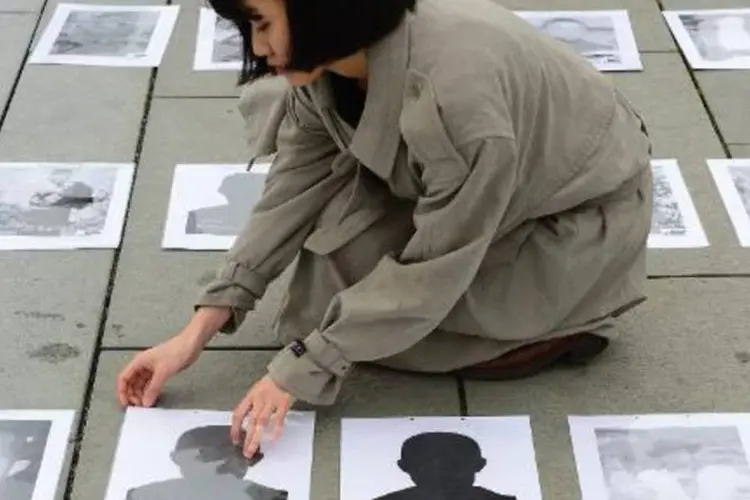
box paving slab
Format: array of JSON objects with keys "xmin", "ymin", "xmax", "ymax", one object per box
[
  {"xmin": 0, "ymin": 0, "xmax": 45, "ymax": 12},
  {"xmin": 0, "ymin": 250, "xmax": 110, "ymax": 410},
  {"xmin": 497, "ymin": 0, "xmax": 677, "ymax": 52},
  {"xmin": 610, "ymin": 53, "xmax": 749, "ymax": 275},
  {"xmin": 464, "ymin": 277, "xmax": 750, "ymax": 500},
  {"xmin": 694, "ymin": 72, "xmax": 750, "ymax": 146},
  {"xmin": 0, "ymin": 65, "xmax": 151, "ymax": 161},
  {"xmin": 101, "ymin": 97, "xmax": 290, "ymax": 348},
  {"xmin": 0, "ymin": 0, "xmax": 163, "ymax": 160},
  {"xmin": 730, "ymin": 144, "xmax": 750, "ymax": 158},
  {"xmin": 68, "ymin": 351, "xmax": 461, "ymax": 499},
  {"xmin": 153, "ymin": 0, "xmax": 243, "ymax": 98},
  {"xmin": 0, "ymin": 14, "xmax": 36, "ymax": 109}
]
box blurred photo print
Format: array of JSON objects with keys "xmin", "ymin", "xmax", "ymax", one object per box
[
  {"xmin": 103, "ymin": 408, "xmax": 316, "ymax": 500},
  {"xmin": 515, "ymin": 10, "xmax": 642, "ymax": 71},
  {"xmin": 569, "ymin": 413, "xmax": 750, "ymax": 500},
  {"xmin": 0, "ymin": 410, "xmax": 75, "ymax": 500},
  {"xmin": 29, "ymin": 3, "xmax": 179, "ymax": 67},
  {"xmin": 648, "ymin": 159, "xmax": 708, "ymax": 248},
  {"xmin": 340, "ymin": 416, "xmax": 543, "ymax": 500},
  {"xmin": 0, "ymin": 162, "xmax": 134, "ymax": 250},
  {"xmin": 708, "ymin": 158, "xmax": 750, "ymax": 247},
  {"xmin": 194, "ymin": 7, "xmax": 243, "ymax": 70},
  {"xmin": 664, "ymin": 9, "xmax": 750, "ymax": 69},
  {"xmin": 161, "ymin": 163, "xmax": 270, "ymax": 250}
]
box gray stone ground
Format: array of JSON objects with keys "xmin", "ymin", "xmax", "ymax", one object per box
[{"xmin": 0, "ymin": 0, "xmax": 749, "ymax": 498}]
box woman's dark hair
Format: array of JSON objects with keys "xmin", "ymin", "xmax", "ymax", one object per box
[{"xmin": 205, "ymin": 0, "xmax": 417, "ymax": 85}]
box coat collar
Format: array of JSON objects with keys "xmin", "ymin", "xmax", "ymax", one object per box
[{"xmin": 311, "ymin": 13, "xmax": 411, "ymax": 180}]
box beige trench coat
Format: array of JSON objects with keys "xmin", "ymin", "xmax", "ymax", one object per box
[{"xmin": 196, "ymin": 0, "xmax": 654, "ymax": 405}]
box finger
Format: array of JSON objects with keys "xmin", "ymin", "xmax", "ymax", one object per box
[
  {"xmin": 244, "ymin": 402, "xmax": 269, "ymax": 458},
  {"xmin": 116, "ymin": 361, "xmax": 142, "ymax": 407},
  {"xmin": 133, "ymin": 373, "xmax": 148, "ymax": 406},
  {"xmin": 231, "ymin": 395, "xmax": 253, "ymax": 445},
  {"xmin": 141, "ymin": 368, "xmax": 166, "ymax": 407},
  {"xmin": 271, "ymin": 398, "xmax": 290, "ymax": 440}
]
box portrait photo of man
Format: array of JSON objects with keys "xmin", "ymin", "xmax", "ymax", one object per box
[
  {"xmin": 0, "ymin": 420, "xmax": 52, "ymax": 500},
  {"xmin": 373, "ymin": 431, "xmax": 518, "ymax": 500},
  {"xmin": 124, "ymin": 424, "xmax": 288, "ymax": 500}
]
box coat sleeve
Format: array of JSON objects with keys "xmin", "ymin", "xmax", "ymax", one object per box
[
  {"xmin": 267, "ymin": 132, "xmax": 520, "ymax": 405},
  {"xmin": 194, "ymin": 87, "xmax": 342, "ymax": 333}
]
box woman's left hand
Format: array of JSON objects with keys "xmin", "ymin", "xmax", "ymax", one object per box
[{"xmin": 231, "ymin": 374, "xmax": 292, "ymax": 458}]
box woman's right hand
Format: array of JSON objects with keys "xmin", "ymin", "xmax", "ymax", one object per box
[
  {"xmin": 116, "ymin": 334, "xmax": 202, "ymax": 408},
  {"xmin": 116, "ymin": 306, "xmax": 231, "ymax": 408}
]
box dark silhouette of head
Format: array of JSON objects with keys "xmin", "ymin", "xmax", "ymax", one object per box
[
  {"xmin": 217, "ymin": 172, "xmax": 264, "ymax": 206},
  {"xmin": 170, "ymin": 425, "xmax": 263, "ymax": 479},
  {"xmin": 0, "ymin": 420, "xmax": 51, "ymax": 484},
  {"xmin": 397, "ymin": 432, "xmax": 487, "ymax": 492}
]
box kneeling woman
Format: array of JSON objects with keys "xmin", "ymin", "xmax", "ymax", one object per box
[{"xmin": 117, "ymin": 0, "xmax": 653, "ymax": 456}]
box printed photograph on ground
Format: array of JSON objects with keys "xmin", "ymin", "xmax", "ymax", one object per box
[
  {"xmin": 648, "ymin": 159, "xmax": 709, "ymax": 248},
  {"xmin": 0, "ymin": 162, "xmax": 134, "ymax": 250},
  {"xmin": 103, "ymin": 408, "xmax": 315, "ymax": 500},
  {"xmin": 194, "ymin": 7, "xmax": 243, "ymax": 70},
  {"xmin": 28, "ymin": 4, "xmax": 179, "ymax": 67},
  {"xmin": 340, "ymin": 416, "xmax": 542, "ymax": 500},
  {"xmin": 664, "ymin": 9, "xmax": 750, "ymax": 69},
  {"xmin": 0, "ymin": 410, "xmax": 75, "ymax": 500},
  {"xmin": 161, "ymin": 163, "xmax": 270, "ymax": 250},
  {"xmin": 515, "ymin": 10, "xmax": 642, "ymax": 71},
  {"xmin": 708, "ymin": 159, "xmax": 750, "ymax": 247},
  {"xmin": 569, "ymin": 413, "xmax": 750, "ymax": 500}
]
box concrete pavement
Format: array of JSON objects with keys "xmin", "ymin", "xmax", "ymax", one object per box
[{"xmin": 0, "ymin": 0, "xmax": 748, "ymax": 498}]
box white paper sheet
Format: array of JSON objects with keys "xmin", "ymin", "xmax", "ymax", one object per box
[
  {"xmin": 0, "ymin": 162, "xmax": 134, "ymax": 250},
  {"xmin": 515, "ymin": 10, "xmax": 643, "ymax": 71},
  {"xmin": 569, "ymin": 413, "xmax": 750, "ymax": 500},
  {"xmin": 664, "ymin": 9, "xmax": 750, "ymax": 70},
  {"xmin": 0, "ymin": 409, "xmax": 75, "ymax": 500},
  {"xmin": 708, "ymin": 158, "xmax": 750, "ymax": 247},
  {"xmin": 340, "ymin": 416, "xmax": 542, "ymax": 500},
  {"xmin": 194, "ymin": 7, "xmax": 243, "ymax": 71},
  {"xmin": 161, "ymin": 162, "xmax": 270, "ymax": 250},
  {"xmin": 648, "ymin": 159, "xmax": 709, "ymax": 248},
  {"xmin": 104, "ymin": 407, "xmax": 315, "ymax": 500},
  {"xmin": 28, "ymin": 3, "xmax": 179, "ymax": 67}
]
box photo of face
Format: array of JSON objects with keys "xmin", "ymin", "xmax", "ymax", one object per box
[
  {"xmin": 243, "ymin": 0, "xmax": 325, "ymax": 86},
  {"xmin": 0, "ymin": 420, "xmax": 52, "ymax": 500}
]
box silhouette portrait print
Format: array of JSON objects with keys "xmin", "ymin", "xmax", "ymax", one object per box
[
  {"xmin": 184, "ymin": 172, "xmax": 265, "ymax": 236},
  {"xmin": 374, "ymin": 431, "xmax": 518, "ymax": 500},
  {"xmin": 125, "ymin": 424, "xmax": 288, "ymax": 500},
  {"xmin": 0, "ymin": 420, "xmax": 52, "ymax": 500}
]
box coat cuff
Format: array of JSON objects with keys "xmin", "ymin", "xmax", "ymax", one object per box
[
  {"xmin": 267, "ymin": 330, "xmax": 353, "ymax": 405},
  {"xmin": 193, "ymin": 262, "xmax": 268, "ymax": 334}
]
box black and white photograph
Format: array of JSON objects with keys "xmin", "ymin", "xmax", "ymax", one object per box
[
  {"xmin": 708, "ymin": 159, "xmax": 750, "ymax": 247},
  {"xmin": 515, "ymin": 10, "xmax": 642, "ymax": 71},
  {"xmin": 162, "ymin": 163, "xmax": 270, "ymax": 250},
  {"xmin": 569, "ymin": 414, "xmax": 750, "ymax": 500},
  {"xmin": 340, "ymin": 416, "xmax": 542, "ymax": 500},
  {"xmin": 0, "ymin": 162, "xmax": 134, "ymax": 250},
  {"xmin": 103, "ymin": 408, "xmax": 315, "ymax": 500},
  {"xmin": 194, "ymin": 7, "xmax": 243, "ymax": 71},
  {"xmin": 664, "ymin": 9, "xmax": 750, "ymax": 69},
  {"xmin": 648, "ymin": 159, "xmax": 708, "ymax": 248},
  {"xmin": 0, "ymin": 410, "xmax": 75, "ymax": 500},
  {"xmin": 28, "ymin": 3, "xmax": 179, "ymax": 67}
]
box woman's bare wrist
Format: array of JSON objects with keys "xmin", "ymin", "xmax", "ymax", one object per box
[{"xmin": 180, "ymin": 306, "xmax": 232, "ymax": 347}]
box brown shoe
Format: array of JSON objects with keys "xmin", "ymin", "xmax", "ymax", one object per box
[{"xmin": 455, "ymin": 333, "xmax": 609, "ymax": 380}]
